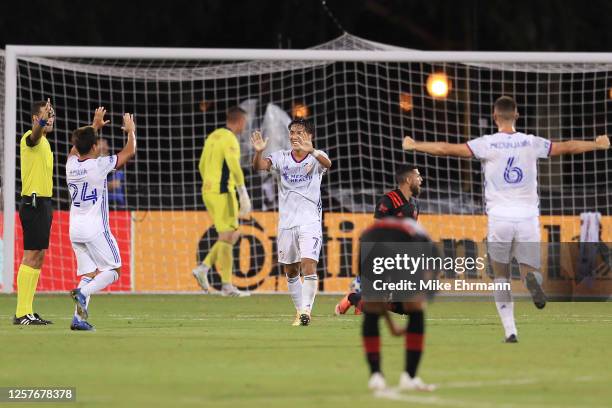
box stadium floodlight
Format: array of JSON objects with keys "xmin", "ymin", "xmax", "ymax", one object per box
[{"xmin": 426, "ymin": 72, "xmax": 451, "ymax": 99}]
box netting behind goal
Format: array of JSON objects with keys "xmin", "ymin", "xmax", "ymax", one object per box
[{"xmin": 3, "ymin": 34, "xmax": 611, "ymax": 293}]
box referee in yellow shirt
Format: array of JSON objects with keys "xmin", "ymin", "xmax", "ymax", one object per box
[
  {"xmin": 192, "ymin": 107, "xmax": 252, "ymax": 297},
  {"xmin": 13, "ymin": 99, "xmax": 55, "ymax": 325}
]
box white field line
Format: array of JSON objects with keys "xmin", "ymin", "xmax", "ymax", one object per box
[{"xmin": 375, "ymin": 375, "xmax": 597, "ymax": 408}]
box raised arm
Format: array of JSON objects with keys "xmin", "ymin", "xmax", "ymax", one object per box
[
  {"xmin": 115, "ymin": 113, "xmax": 136, "ymax": 169},
  {"xmin": 250, "ymin": 130, "xmax": 272, "ymax": 171},
  {"xmin": 402, "ymin": 136, "xmax": 473, "ymax": 158},
  {"xmin": 27, "ymin": 98, "xmax": 52, "ymax": 147},
  {"xmin": 550, "ymin": 135, "xmax": 610, "ymax": 156},
  {"xmin": 91, "ymin": 106, "xmax": 110, "ymax": 132}
]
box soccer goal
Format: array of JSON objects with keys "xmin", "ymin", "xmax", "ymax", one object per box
[{"xmin": 2, "ymin": 34, "xmax": 611, "ymax": 294}]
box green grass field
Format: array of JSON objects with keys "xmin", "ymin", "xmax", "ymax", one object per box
[{"xmin": 0, "ymin": 294, "xmax": 610, "ymax": 408}]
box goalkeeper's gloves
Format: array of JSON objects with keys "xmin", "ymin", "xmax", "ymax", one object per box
[{"xmin": 237, "ymin": 185, "xmax": 252, "ymax": 217}]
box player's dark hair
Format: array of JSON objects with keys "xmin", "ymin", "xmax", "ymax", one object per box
[
  {"xmin": 288, "ymin": 118, "xmax": 314, "ymax": 135},
  {"xmin": 494, "ymin": 96, "xmax": 517, "ymax": 120},
  {"xmin": 72, "ymin": 126, "xmax": 99, "ymax": 155},
  {"xmin": 31, "ymin": 101, "xmax": 50, "ymax": 116},
  {"xmin": 226, "ymin": 106, "xmax": 247, "ymax": 123},
  {"xmin": 395, "ymin": 165, "xmax": 417, "ymax": 185}
]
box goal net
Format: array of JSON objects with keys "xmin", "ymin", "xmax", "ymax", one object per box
[{"xmin": 2, "ymin": 34, "xmax": 611, "ymax": 294}]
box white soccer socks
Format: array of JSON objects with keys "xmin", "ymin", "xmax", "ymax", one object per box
[
  {"xmin": 493, "ymin": 277, "xmax": 517, "ymax": 338},
  {"xmin": 286, "ymin": 275, "xmax": 303, "ymax": 311},
  {"xmin": 74, "ymin": 276, "xmax": 93, "ymax": 321},
  {"xmin": 301, "ymin": 274, "xmax": 318, "ymax": 314},
  {"xmin": 80, "ymin": 270, "xmax": 119, "ymax": 297}
]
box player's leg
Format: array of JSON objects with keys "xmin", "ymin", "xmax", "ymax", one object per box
[
  {"xmin": 213, "ymin": 193, "xmax": 248, "ymax": 296},
  {"xmin": 398, "ymin": 301, "xmax": 435, "ymax": 391},
  {"xmin": 297, "ymin": 223, "xmax": 322, "ymax": 325},
  {"xmin": 516, "ymin": 217, "xmax": 546, "ymax": 309},
  {"xmin": 72, "ymin": 232, "xmax": 122, "ymax": 323},
  {"xmin": 361, "ymin": 302, "xmax": 386, "ymax": 390},
  {"xmin": 335, "ymin": 291, "xmax": 363, "ymax": 315},
  {"xmin": 299, "ymin": 259, "xmax": 318, "ymax": 326},
  {"xmin": 69, "ymin": 241, "xmax": 98, "ymax": 325},
  {"xmin": 487, "ymin": 217, "xmax": 518, "ymax": 342},
  {"xmin": 193, "ymin": 193, "xmax": 222, "ymax": 291},
  {"xmin": 14, "ymin": 199, "xmax": 53, "ymax": 325},
  {"xmin": 335, "ymin": 276, "xmax": 363, "ymax": 315},
  {"xmin": 285, "ymin": 263, "xmax": 303, "ymax": 326},
  {"xmin": 278, "ymin": 227, "xmax": 302, "ymax": 325}
]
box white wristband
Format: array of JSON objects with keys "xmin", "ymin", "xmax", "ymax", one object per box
[{"xmin": 312, "ymin": 149, "xmax": 321, "ymax": 158}]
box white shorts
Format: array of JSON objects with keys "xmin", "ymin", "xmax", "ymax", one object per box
[
  {"xmin": 277, "ymin": 223, "xmax": 322, "ymax": 264},
  {"xmin": 72, "ymin": 232, "xmax": 122, "ymax": 276},
  {"xmin": 487, "ymin": 216, "xmax": 541, "ymax": 268}
]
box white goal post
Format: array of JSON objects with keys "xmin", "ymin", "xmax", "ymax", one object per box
[{"xmin": 3, "ymin": 40, "xmax": 612, "ymax": 293}]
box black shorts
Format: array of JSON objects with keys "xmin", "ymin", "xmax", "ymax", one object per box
[{"xmin": 19, "ymin": 196, "xmax": 53, "ymax": 250}]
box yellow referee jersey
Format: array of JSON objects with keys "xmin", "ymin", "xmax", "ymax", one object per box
[
  {"xmin": 199, "ymin": 127, "xmax": 245, "ymax": 195},
  {"xmin": 20, "ymin": 130, "xmax": 54, "ymax": 197}
]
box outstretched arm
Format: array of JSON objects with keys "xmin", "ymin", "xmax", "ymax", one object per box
[
  {"xmin": 550, "ymin": 135, "xmax": 609, "ymax": 156},
  {"xmin": 402, "ymin": 136, "xmax": 473, "ymax": 158},
  {"xmin": 251, "ymin": 130, "xmax": 272, "ymax": 171},
  {"xmin": 115, "ymin": 113, "xmax": 136, "ymax": 169}
]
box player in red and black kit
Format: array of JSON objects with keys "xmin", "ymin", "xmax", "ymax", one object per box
[
  {"xmin": 335, "ymin": 165, "xmax": 422, "ymax": 315},
  {"xmin": 339, "ymin": 165, "xmax": 433, "ymax": 391}
]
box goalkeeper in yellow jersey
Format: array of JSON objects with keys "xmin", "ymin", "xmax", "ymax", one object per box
[{"xmin": 192, "ymin": 107, "xmax": 252, "ymax": 296}]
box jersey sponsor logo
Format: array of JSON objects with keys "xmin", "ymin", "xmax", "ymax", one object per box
[{"xmin": 281, "ymin": 164, "xmax": 314, "ymax": 183}]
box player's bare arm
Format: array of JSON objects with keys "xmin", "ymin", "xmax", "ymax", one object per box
[
  {"xmin": 295, "ymin": 135, "xmax": 332, "ymax": 168},
  {"xmin": 550, "ymin": 134, "xmax": 610, "ymax": 156},
  {"xmin": 116, "ymin": 113, "xmax": 136, "ymax": 169},
  {"xmin": 27, "ymin": 98, "xmax": 52, "ymax": 147},
  {"xmin": 251, "ymin": 130, "xmax": 272, "ymax": 171},
  {"xmin": 402, "ymin": 136, "xmax": 473, "ymax": 158}
]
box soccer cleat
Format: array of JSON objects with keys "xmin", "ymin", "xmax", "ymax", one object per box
[
  {"xmin": 70, "ymin": 288, "xmax": 89, "ymax": 320},
  {"xmin": 191, "ymin": 264, "xmax": 210, "ymax": 292},
  {"xmin": 292, "ymin": 312, "xmax": 301, "ymax": 326},
  {"xmin": 525, "ymin": 272, "xmax": 546, "ymax": 309},
  {"xmin": 13, "ymin": 314, "xmax": 47, "ymax": 325},
  {"xmin": 299, "ymin": 311, "xmax": 311, "ymax": 326},
  {"xmin": 221, "ymin": 284, "xmax": 250, "ymax": 297},
  {"xmin": 33, "ymin": 313, "xmax": 53, "ymax": 324},
  {"xmin": 505, "ymin": 334, "xmax": 519, "ymax": 343},
  {"xmin": 70, "ymin": 316, "xmax": 95, "ymax": 331},
  {"xmin": 368, "ymin": 372, "xmax": 387, "ymax": 391},
  {"xmin": 398, "ymin": 373, "xmax": 436, "ymax": 392},
  {"xmin": 334, "ymin": 294, "xmax": 352, "ymax": 315}
]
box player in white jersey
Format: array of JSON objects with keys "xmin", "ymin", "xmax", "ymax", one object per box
[
  {"xmin": 251, "ymin": 118, "xmax": 332, "ymax": 326},
  {"xmin": 403, "ymin": 96, "xmax": 609, "ymax": 342},
  {"xmin": 67, "ymin": 108, "xmax": 136, "ymax": 331}
]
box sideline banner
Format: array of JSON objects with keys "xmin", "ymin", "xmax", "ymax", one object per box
[{"xmin": 132, "ymin": 211, "xmax": 611, "ymax": 295}]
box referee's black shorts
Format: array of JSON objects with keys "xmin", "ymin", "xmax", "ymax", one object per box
[{"xmin": 19, "ymin": 196, "xmax": 53, "ymax": 250}]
